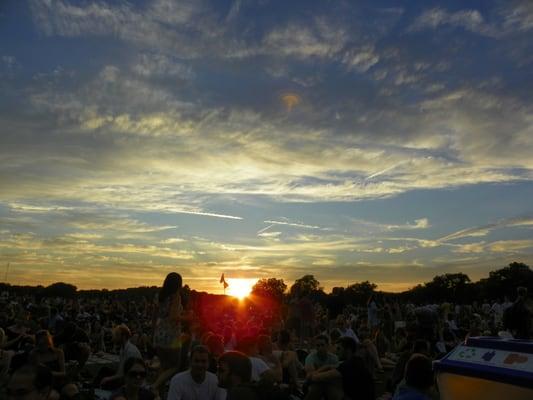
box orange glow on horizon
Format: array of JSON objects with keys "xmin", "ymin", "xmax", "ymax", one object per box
[{"xmin": 226, "ymin": 278, "xmax": 257, "ymax": 300}]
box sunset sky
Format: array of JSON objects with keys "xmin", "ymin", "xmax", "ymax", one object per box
[{"xmin": 1, "ymin": 0, "xmax": 532, "ymax": 294}]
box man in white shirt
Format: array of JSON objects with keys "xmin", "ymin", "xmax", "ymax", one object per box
[
  {"xmin": 334, "ymin": 316, "xmax": 359, "ymax": 343},
  {"xmin": 168, "ymin": 345, "xmax": 225, "ymax": 400},
  {"xmin": 491, "ymin": 300, "xmax": 503, "ymax": 327},
  {"xmin": 236, "ymin": 336, "xmax": 272, "ymax": 382}
]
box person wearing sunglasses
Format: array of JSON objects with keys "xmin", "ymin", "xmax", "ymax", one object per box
[{"xmin": 110, "ymin": 357, "xmax": 156, "ymax": 400}]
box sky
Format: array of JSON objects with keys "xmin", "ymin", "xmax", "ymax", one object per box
[{"xmin": 0, "ymin": 0, "xmax": 532, "ymax": 294}]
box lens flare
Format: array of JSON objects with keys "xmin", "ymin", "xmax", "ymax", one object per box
[{"xmin": 280, "ymin": 92, "xmax": 301, "ymax": 112}]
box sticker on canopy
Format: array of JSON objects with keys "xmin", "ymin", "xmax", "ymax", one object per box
[{"xmin": 447, "ymin": 345, "xmax": 533, "ymax": 373}]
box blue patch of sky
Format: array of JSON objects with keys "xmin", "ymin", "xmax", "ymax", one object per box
[{"xmin": 223, "ymin": 182, "xmax": 533, "ymax": 239}]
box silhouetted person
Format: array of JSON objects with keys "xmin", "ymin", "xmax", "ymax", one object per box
[
  {"xmin": 393, "ymin": 354, "xmax": 434, "ymax": 400},
  {"xmin": 7, "ymin": 364, "xmax": 53, "ymax": 400},
  {"xmin": 504, "ymin": 286, "xmax": 532, "ymax": 339},
  {"xmin": 152, "ymin": 272, "xmax": 184, "ymax": 391},
  {"xmin": 306, "ymin": 336, "xmax": 374, "ymax": 400},
  {"xmin": 217, "ymin": 351, "xmax": 260, "ymax": 400}
]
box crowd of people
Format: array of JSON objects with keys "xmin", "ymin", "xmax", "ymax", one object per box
[{"xmin": 0, "ymin": 272, "xmax": 531, "ymax": 400}]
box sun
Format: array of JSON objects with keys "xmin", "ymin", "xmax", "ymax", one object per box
[{"xmin": 226, "ymin": 278, "xmax": 256, "ymax": 300}]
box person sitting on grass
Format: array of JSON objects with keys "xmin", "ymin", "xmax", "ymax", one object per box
[
  {"xmin": 168, "ymin": 345, "xmax": 223, "ymax": 400},
  {"xmin": 110, "ymin": 357, "xmax": 156, "ymax": 400},
  {"xmin": 393, "ymin": 354, "xmax": 434, "ymax": 400},
  {"xmin": 100, "ymin": 324, "xmax": 142, "ymax": 390},
  {"xmin": 7, "ymin": 364, "xmax": 54, "ymax": 400},
  {"xmin": 306, "ymin": 336, "xmax": 374, "ymax": 400}
]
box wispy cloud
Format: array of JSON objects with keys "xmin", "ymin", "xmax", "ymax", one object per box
[
  {"xmin": 1, "ymin": 0, "xmax": 531, "ymax": 291},
  {"xmin": 161, "ymin": 237, "xmax": 186, "ymax": 244},
  {"xmin": 500, "ymin": 1, "xmax": 533, "ymax": 33},
  {"xmin": 351, "ymin": 218, "xmax": 430, "ymax": 232},
  {"xmin": 410, "ymin": 8, "xmax": 489, "ymax": 34},
  {"xmin": 257, "ymin": 231, "xmax": 282, "ymax": 239},
  {"xmin": 9, "ymin": 203, "xmax": 73, "ymax": 213},
  {"xmin": 439, "ymin": 216, "xmax": 533, "ymax": 242},
  {"xmin": 489, "ymin": 240, "xmax": 533, "ymax": 253}
]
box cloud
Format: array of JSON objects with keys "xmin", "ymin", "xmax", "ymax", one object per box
[
  {"xmin": 350, "ymin": 218, "xmax": 430, "ymax": 232},
  {"xmin": 409, "ymin": 8, "xmax": 491, "ymax": 35},
  {"xmin": 452, "ymin": 242, "xmax": 486, "ymax": 254},
  {"xmin": 0, "ymin": 0, "xmax": 530, "ymax": 292},
  {"xmin": 489, "ymin": 240, "xmax": 533, "ymax": 253},
  {"xmin": 410, "ymin": 3, "xmax": 533, "ymax": 38},
  {"xmin": 341, "ymin": 46, "xmax": 380, "ymax": 72},
  {"xmin": 29, "ymin": 0, "xmax": 223, "ymax": 59},
  {"xmin": 0, "ymin": 231, "xmax": 195, "ymax": 261},
  {"xmin": 9, "ymin": 203, "xmax": 73, "ymax": 213},
  {"xmin": 1, "ymin": 55, "xmax": 18, "ymax": 76},
  {"xmin": 261, "ymin": 20, "xmax": 347, "ymax": 59},
  {"xmin": 500, "ymin": 1, "xmax": 533, "ymax": 33},
  {"xmin": 439, "ymin": 216, "xmax": 533, "ymax": 242},
  {"xmin": 257, "ymin": 231, "xmax": 282, "ymax": 239},
  {"xmin": 132, "ymin": 53, "xmax": 195, "ymax": 79},
  {"xmin": 390, "ymin": 218, "xmax": 430, "ymax": 230},
  {"xmin": 161, "ymin": 238, "xmax": 186, "ymax": 244}
]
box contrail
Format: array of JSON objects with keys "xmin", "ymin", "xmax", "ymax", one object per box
[
  {"xmin": 366, "ymin": 160, "xmax": 408, "ymax": 180},
  {"xmin": 264, "ymin": 220, "xmax": 321, "ymax": 229},
  {"xmin": 169, "ymin": 209, "xmax": 243, "ymax": 220},
  {"xmin": 257, "ymin": 224, "xmax": 275, "ymax": 234}
]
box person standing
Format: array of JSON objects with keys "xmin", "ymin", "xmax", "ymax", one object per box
[
  {"xmin": 367, "ymin": 295, "xmax": 379, "ymax": 332},
  {"xmin": 504, "ymin": 287, "xmax": 532, "ymax": 339},
  {"xmin": 152, "ymin": 272, "xmax": 184, "ymax": 392}
]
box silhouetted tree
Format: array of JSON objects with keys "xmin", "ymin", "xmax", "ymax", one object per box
[
  {"xmin": 478, "ymin": 262, "xmax": 533, "ymax": 300},
  {"xmin": 345, "ymin": 281, "xmax": 377, "ymax": 305},
  {"xmin": 42, "ymin": 282, "xmax": 77, "ymax": 298},
  {"xmin": 290, "ymin": 275, "xmax": 322, "ymax": 299},
  {"xmin": 252, "ymin": 278, "xmax": 287, "ymax": 302}
]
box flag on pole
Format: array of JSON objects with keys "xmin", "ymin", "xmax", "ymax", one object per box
[{"xmin": 220, "ymin": 273, "xmax": 229, "ymax": 289}]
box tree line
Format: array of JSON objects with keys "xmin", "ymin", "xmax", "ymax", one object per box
[{"xmin": 1, "ymin": 262, "xmax": 531, "ymax": 310}]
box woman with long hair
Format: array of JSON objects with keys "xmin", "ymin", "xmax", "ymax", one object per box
[
  {"xmin": 29, "ymin": 330, "xmax": 66, "ymax": 388},
  {"xmin": 151, "ymin": 272, "xmax": 184, "ymax": 392}
]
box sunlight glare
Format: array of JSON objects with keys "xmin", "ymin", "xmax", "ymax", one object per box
[{"xmin": 226, "ymin": 278, "xmax": 257, "ymax": 300}]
